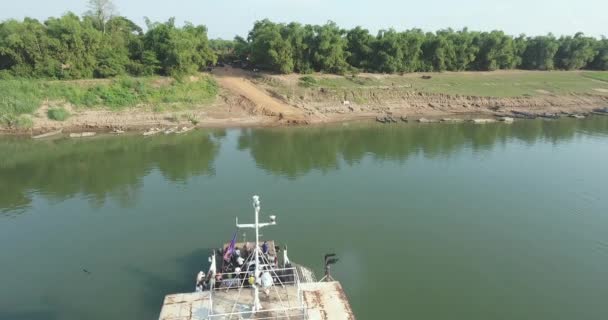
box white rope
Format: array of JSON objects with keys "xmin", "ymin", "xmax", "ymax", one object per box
[
  {"xmin": 213, "ymin": 243, "xmax": 305, "ymax": 319},
  {"xmin": 258, "ymin": 249, "xmax": 293, "ymax": 319},
  {"xmin": 226, "ymin": 248, "xmax": 256, "ymax": 320}
]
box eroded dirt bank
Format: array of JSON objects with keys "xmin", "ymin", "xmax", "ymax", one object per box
[{"xmin": 3, "ymin": 68, "xmax": 608, "ymax": 136}]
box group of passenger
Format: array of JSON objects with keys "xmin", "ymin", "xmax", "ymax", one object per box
[{"xmin": 195, "ymin": 241, "xmax": 283, "ymax": 293}]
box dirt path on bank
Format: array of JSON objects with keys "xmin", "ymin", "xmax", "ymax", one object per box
[{"xmin": 212, "ymin": 67, "xmax": 308, "ymax": 123}]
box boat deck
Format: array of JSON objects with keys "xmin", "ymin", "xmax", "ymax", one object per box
[
  {"xmin": 222, "ymin": 241, "xmax": 278, "ymax": 257},
  {"xmin": 158, "ymin": 281, "xmax": 354, "ymax": 320},
  {"xmin": 300, "ymin": 282, "xmax": 355, "ymax": 320}
]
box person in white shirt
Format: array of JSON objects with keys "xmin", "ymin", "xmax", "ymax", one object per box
[
  {"xmin": 261, "ymin": 271, "xmax": 273, "ymax": 295},
  {"xmin": 195, "ymin": 271, "xmax": 205, "ymax": 292}
]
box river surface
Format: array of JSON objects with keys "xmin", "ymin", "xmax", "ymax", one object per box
[{"xmin": 1, "ymin": 118, "xmax": 608, "ymax": 320}]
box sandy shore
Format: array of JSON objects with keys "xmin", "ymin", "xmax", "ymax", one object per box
[{"xmin": 3, "ymin": 104, "xmax": 606, "ymax": 137}]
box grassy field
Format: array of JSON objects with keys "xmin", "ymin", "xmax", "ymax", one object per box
[
  {"xmin": 0, "ymin": 75, "xmax": 218, "ymax": 127},
  {"xmin": 2, "ymin": 70, "xmax": 608, "ymax": 129},
  {"xmin": 268, "ymin": 71, "xmax": 608, "ymax": 98},
  {"xmin": 584, "ymin": 72, "xmax": 608, "ymax": 83}
]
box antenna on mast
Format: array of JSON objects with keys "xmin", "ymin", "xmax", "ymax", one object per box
[{"xmin": 235, "ymin": 195, "xmax": 277, "ymax": 312}]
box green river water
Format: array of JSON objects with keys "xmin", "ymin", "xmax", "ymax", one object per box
[{"xmin": 1, "ymin": 117, "xmax": 608, "ymax": 320}]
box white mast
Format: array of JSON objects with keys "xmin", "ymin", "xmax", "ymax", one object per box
[
  {"xmin": 236, "ymin": 195, "xmax": 276, "ymax": 312},
  {"xmin": 208, "ymin": 253, "xmax": 216, "ymax": 312}
]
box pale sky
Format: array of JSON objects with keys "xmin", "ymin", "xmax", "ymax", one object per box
[{"xmin": 2, "ymin": 0, "xmax": 606, "ymax": 39}]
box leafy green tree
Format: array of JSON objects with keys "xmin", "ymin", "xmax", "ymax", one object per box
[
  {"xmin": 0, "ymin": 18, "xmax": 62, "ymax": 77},
  {"xmin": 283, "ymin": 23, "xmax": 314, "ymax": 73},
  {"xmin": 232, "ymin": 36, "xmax": 251, "ymax": 61},
  {"xmin": 429, "ymin": 29, "xmax": 463, "ymax": 71},
  {"xmin": 94, "ymin": 46, "xmax": 127, "ymax": 77},
  {"xmin": 3, "ymin": 11, "xmax": 608, "ymax": 78},
  {"xmin": 554, "ymin": 33, "xmax": 598, "ymax": 70},
  {"xmin": 474, "ymin": 31, "xmax": 519, "ymax": 70},
  {"xmin": 589, "ymin": 38, "xmax": 608, "ymax": 70},
  {"xmin": 445, "ymin": 29, "xmax": 480, "ymax": 71},
  {"xmin": 373, "ymin": 29, "xmax": 405, "ymax": 73},
  {"xmin": 92, "ymin": 17, "xmax": 142, "ymax": 77},
  {"xmin": 248, "ymin": 19, "xmax": 294, "ymax": 73},
  {"xmin": 184, "ymin": 23, "xmax": 217, "ymax": 68},
  {"xmin": 138, "ymin": 50, "xmax": 160, "ymax": 75},
  {"xmin": 421, "ymin": 32, "xmax": 451, "ymax": 72},
  {"xmin": 209, "ymin": 38, "xmax": 235, "ymax": 63},
  {"xmin": 311, "ymin": 21, "xmax": 349, "ymax": 74},
  {"xmin": 45, "ymin": 13, "xmax": 103, "ymax": 79},
  {"xmin": 372, "ymin": 29, "xmax": 424, "ymax": 73},
  {"xmin": 400, "ymin": 30, "xmax": 426, "ymax": 72},
  {"xmin": 248, "ymin": 19, "xmax": 279, "ymax": 69},
  {"xmin": 521, "ymin": 35, "xmax": 559, "ymax": 70},
  {"xmin": 143, "ymin": 18, "xmax": 216, "ymax": 77},
  {"xmin": 104, "ymin": 16, "xmax": 146, "ymax": 76},
  {"xmin": 513, "ymin": 34, "xmax": 528, "ymax": 68},
  {"xmin": 346, "ymin": 26, "xmax": 375, "ymax": 71}
]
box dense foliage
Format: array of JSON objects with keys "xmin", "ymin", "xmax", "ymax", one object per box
[
  {"xmin": 0, "ymin": 5, "xmax": 216, "ymax": 79},
  {"xmin": 47, "ymin": 107, "xmax": 70, "ymax": 121},
  {"xmin": 1, "ymin": 1, "xmax": 607, "ymax": 78},
  {"xmin": 238, "ymin": 20, "xmax": 608, "ymax": 74}
]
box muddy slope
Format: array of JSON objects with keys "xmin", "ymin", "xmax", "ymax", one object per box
[{"xmin": 266, "ymin": 85, "xmax": 608, "ymax": 120}]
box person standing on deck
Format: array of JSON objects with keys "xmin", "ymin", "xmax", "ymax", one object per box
[
  {"xmin": 261, "ymin": 270, "xmax": 273, "ymax": 295},
  {"xmin": 195, "ymin": 271, "xmax": 205, "ymax": 292},
  {"xmin": 214, "ymin": 273, "xmax": 223, "ymax": 289}
]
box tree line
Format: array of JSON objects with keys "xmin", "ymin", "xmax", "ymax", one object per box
[
  {"xmin": 232, "ymin": 20, "xmax": 608, "ymax": 74},
  {"xmin": 0, "ymin": 0, "xmax": 216, "ymax": 79},
  {"xmin": 1, "ymin": 3, "xmax": 607, "ymax": 79}
]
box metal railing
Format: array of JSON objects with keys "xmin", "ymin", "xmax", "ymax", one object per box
[
  {"xmin": 207, "ymin": 306, "xmax": 307, "ymax": 319},
  {"xmin": 207, "ymin": 267, "xmax": 307, "ymax": 319},
  {"xmin": 212, "ymin": 267, "xmax": 300, "ymax": 291}
]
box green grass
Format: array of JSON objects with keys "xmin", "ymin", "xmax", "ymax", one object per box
[
  {"xmin": 315, "ymin": 76, "xmax": 382, "ymax": 88},
  {"xmin": 298, "ymin": 76, "xmax": 318, "ymax": 87},
  {"xmin": 287, "ymin": 71, "xmax": 608, "ymax": 97},
  {"xmin": 0, "ymin": 75, "xmax": 219, "ymax": 120},
  {"xmin": 0, "ymin": 80, "xmax": 45, "ymax": 115},
  {"xmin": 184, "ymin": 113, "xmax": 199, "ymax": 125},
  {"xmin": 584, "ymin": 72, "xmax": 608, "ymax": 83},
  {"xmin": 47, "ymin": 107, "xmax": 70, "ymax": 121},
  {"xmin": 0, "ymin": 114, "xmax": 34, "ymax": 128}
]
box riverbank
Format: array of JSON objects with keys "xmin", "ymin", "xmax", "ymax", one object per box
[
  {"xmin": 1, "ymin": 69, "xmax": 608, "ymax": 135},
  {"xmin": 3, "ymin": 117, "xmax": 608, "ymax": 320}
]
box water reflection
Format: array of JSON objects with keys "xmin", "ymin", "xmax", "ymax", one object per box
[
  {"xmin": 0, "ymin": 131, "xmax": 222, "ymax": 214},
  {"xmin": 1, "ymin": 117, "xmax": 607, "ymax": 212},
  {"xmin": 1, "ymin": 117, "xmax": 607, "ymax": 320},
  {"xmin": 238, "ymin": 117, "xmax": 608, "ymax": 178}
]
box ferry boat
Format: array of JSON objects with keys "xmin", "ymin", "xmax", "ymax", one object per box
[{"xmin": 158, "ymin": 195, "xmax": 355, "ymax": 319}]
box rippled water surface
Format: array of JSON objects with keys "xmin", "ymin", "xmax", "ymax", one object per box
[{"xmin": 1, "ymin": 117, "xmax": 608, "ymax": 320}]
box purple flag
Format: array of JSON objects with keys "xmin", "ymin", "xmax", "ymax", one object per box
[{"xmin": 223, "ymin": 232, "xmax": 237, "ymax": 262}]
